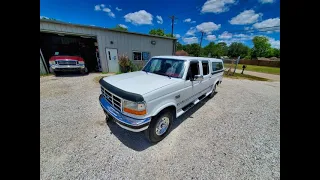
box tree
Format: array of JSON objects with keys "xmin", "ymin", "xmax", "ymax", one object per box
[
  {"xmin": 228, "ymin": 42, "xmax": 250, "ymax": 58},
  {"xmin": 251, "ymin": 36, "xmax": 272, "ymax": 58},
  {"xmin": 203, "ymin": 42, "xmax": 215, "ymax": 57},
  {"xmin": 176, "ymin": 42, "xmax": 183, "ymax": 51},
  {"xmin": 273, "ymin": 48, "xmax": 280, "ymax": 58},
  {"xmin": 149, "ymin": 28, "xmax": 165, "ymax": 36},
  {"xmin": 213, "ymin": 42, "xmax": 228, "ymax": 58},
  {"xmin": 112, "ymin": 24, "xmax": 128, "ymax": 32}
]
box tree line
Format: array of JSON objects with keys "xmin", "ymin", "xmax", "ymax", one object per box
[{"xmin": 147, "ymin": 28, "xmax": 280, "ymax": 59}]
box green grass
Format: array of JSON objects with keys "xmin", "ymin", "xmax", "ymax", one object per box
[
  {"xmin": 40, "ymin": 73, "xmax": 53, "ymax": 77},
  {"xmin": 224, "ymin": 72, "xmax": 269, "ymax": 81},
  {"xmin": 225, "ymin": 63, "xmax": 280, "ymax": 75}
]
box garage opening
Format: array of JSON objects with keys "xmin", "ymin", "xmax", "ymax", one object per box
[{"xmin": 40, "ymin": 32, "xmax": 102, "ymax": 73}]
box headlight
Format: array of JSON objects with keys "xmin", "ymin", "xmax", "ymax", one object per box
[
  {"xmin": 78, "ymin": 61, "xmax": 85, "ymax": 66},
  {"xmin": 123, "ymin": 100, "xmax": 146, "ymax": 115},
  {"xmin": 49, "ymin": 61, "xmax": 55, "ymax": 66}
]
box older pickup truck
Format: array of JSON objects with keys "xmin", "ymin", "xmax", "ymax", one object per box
[{"xmin": 99, "ymin": 56, "xmax": 224, "ymax": 143}]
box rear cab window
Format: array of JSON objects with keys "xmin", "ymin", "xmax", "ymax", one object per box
[{"xmin": 212, "ymin": 61, "xmax": 223, "ymax": 74}]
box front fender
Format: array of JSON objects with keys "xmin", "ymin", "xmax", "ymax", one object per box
[{"xmin": 148, "ymin": 100, "xmax": 177, "ymax": 117}]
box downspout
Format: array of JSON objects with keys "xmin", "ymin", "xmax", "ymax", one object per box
[{"xmin": 172, "ymin": 39, "xmax": 177, "ymax": 55}]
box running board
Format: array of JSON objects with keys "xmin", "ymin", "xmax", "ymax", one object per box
[{"xmin": 176, "ymin": 92, "xmax": 211, "ymax": 118}]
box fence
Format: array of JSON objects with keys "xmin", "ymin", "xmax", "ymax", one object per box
[{"xmin": 223, "ymin": 59, "xmax": 280, "ymax": 68}]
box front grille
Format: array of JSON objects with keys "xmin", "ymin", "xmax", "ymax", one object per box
[
  {"xmin": 56, "ymin": 60, "xmax": 77, "ymax": 65},
  {"xmin": 101, "ymin": 86, "xmax": 122, "ymax": 112}
]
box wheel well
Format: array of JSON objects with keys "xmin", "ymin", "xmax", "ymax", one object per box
[{"xmin": 155, "ymin": 105, "xmax": 176, "ymax": 119}]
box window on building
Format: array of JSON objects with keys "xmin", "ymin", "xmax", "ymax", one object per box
[
  {"xmin": 202, "ymin": 61, "xmax": 209, "ymax": 75},
  {"xmin": 212, "ymin": 62, "xmax": 223, "ymax": 71},
  {"xmin": 133, "ymin": 51, "xmax": 150, "ymax": 60}
]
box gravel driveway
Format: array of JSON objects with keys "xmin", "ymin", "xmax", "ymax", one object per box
[{"xmin": 40, "ymin": 73, "xmax": 280, "ymax": 180}]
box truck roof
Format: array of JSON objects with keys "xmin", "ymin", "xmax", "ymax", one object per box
[{"xmin": 152, "ymin": 55, "xmax": 223, "ymax": 62}]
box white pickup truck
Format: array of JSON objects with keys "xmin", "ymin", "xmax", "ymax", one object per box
[{"xmin": 99, "ymin": 56, "xmax": 224, "ymax": 143}]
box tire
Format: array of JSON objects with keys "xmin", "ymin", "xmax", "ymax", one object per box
[
  {"xmin": 80, "ymin": 67, "xmax": 89, "ymax": 75},
  {"xmin": 209, "ymin": 83, "xmax": 217, "ymax": 98},
  {"xmin": 145, "ymin": 109, "xmax": 173, "ymax": 143},
  {"xmin": 54, "ymin": 71, "xmax": 60, "ymax": 76}
]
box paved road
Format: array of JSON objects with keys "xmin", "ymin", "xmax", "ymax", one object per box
[{"xmin": 40, "ymin": 73, "xmax": 280, "ymax": 180}]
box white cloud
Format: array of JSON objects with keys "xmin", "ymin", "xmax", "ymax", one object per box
[
  {"xmin": 174, "ymin": 34, "xmax": 181, "ymax": 38},
  {"xmin": 184, "ymin": 18, "xmax": 191, "ymax": 22},
  {"xmin": 184, "ymin": 18, "xmax": 196, "ymax": 23},
  {"xmin": 201, "ymin": 0, "xmax": 236, "ymax": 14},
  {"xmin": 119, "ymin": 24, "xmax": 128, "ymax": 29},
  {"xmin": 95, "ymin": 5, "xmax": 115, "ymax": 18},
  {"xmin": 244, "ymin": 27, "xmax": 250, "ymax": 30},
  {"xmin": 268, "ymin": 37, "xmax": 280, "ymax": 49},
  {"xmin": 183, "ymin": 37, "xmax": 198, "ymax": 44},
  {"xmin": 156, "ymin": 15, "xmax": 163, "ymax": 24},
  {"xmin": 218, "ymin": 31, "xmax": 232, "ymax": 39},
  {"xmin": 259, "ymin": 0, "xmax": 274, "ymax": 4},
  {"xmin": 196, "ymin": 22, "xmax": 221, "ymax": 34},
  {"xmin": 94, "ymin": 5, "xmax": 101, "ymax": 11},
  {"xmin": 186, "ymin": 27, "xmax": 197, "ymax": 36},
  {"xmin": 124, "ymin": 10, "xmax": 153, "ymax": 25},
  {"xmin": 253, "ymin": 18, "xmax": 280, "ymax": 30},
  {"xmin": 229, "ymin": 10, "xmax": 262, "ymax": 25},
  {"xmin": 108, "ymin": 12, "xmax": 115, "ymax": 18},
  {"xmin": 116, "ymin": 7, "xmax": 122, "ymax": 11},
  {"xmin": 103, "ymin": 8, "xmax": 111, "ymax": 12},
  {"xmin": 206, "ymin": 35, "xmax": 217, "ymax": 41}
]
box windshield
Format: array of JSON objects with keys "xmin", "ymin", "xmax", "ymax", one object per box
[{"xmin": 142, "ymin": 58, "xmax": 186, "ymax": 78}]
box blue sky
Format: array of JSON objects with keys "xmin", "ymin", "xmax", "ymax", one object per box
[{"xmin": 40, "ymin": 0, "xmax": 280, "ymax": 48}]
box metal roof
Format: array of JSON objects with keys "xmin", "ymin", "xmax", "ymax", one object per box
[{"xmin": 40, "ymin": 19, "xmax": 177, "ymax": 40}]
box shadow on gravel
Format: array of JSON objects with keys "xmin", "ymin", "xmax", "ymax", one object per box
[
  {"xmin": 54, "ymin": 71, "xmax": 90, "ymax": 77},
  {"xmin": 106, "ymin": 92, "xmax": 217, "ymax": 151}
]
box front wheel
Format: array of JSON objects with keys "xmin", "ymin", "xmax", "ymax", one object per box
[{"xmin": 145, "ymin": 109, "xmax": 173, "ymax": 143}]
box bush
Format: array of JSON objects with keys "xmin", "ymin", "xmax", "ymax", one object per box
[
  {"xmin": 118, "ymin": 54, "xmax": 130, "ymax": 73},
  {"xmin": 118, "ymin": 54, "xmax": 130, "ymax": 67}
]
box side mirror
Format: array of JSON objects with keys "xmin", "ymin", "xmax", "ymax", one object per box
[{"xmin": 193, "ymin": 75, "xmax": 203, "ymax": 81}]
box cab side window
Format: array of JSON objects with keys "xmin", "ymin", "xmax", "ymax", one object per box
[
  {"xmin": 186, "ymin": 61, "xmax": 199, "ymax": 80},
  {"xmin": 202, "ymin": 61, "xmax": 209, "ymax": 75}
]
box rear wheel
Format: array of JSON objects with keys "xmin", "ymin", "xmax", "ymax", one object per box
[
  {"xmin": 145, "ymin": 109, "xmax": 173, "ymax": 143},
  {"xmin": 209, "ymin": 83, "xmax": 217, "ymax": 98}
]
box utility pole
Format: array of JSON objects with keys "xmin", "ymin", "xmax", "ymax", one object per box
[
  {"xmin": 169, "ymin": 15, "xmax": 178, "ymax": 37},
  {"xmin": 199, "ymin": 31, "xmax": 204, "ymax": 57}
]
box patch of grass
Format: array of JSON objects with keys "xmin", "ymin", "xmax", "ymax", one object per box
[
  {"xmin": 225, "ymin": 63, "xmax": 280, "ymax": 75},
  {"xmin": 224, "ymin": 72, "xmax": 269, "ymax": 81},
  {"xmin": 93, "ymin": 76, "xmax": 108, "ymax": 83},
  {"xmin": 101, "ymin": 71, "xmax": 109, "ymax": 74},
  {"xmin": 40, "ymin": 73, "xmax": 53, "ymax": 77},
  {"xmin": 115, "ymin": 71, "xmax": 123, "ymax": 75}
]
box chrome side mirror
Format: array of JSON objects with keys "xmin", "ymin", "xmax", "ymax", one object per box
[{"xmin": 193, "ymin": 75, "xmax": 203, "ymax": 81}]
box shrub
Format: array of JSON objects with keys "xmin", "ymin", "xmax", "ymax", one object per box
[{"xmin": 118, "ymin": 54, "xmax": 130, "ymax": 67}]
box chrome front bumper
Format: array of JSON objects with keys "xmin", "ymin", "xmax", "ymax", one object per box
[
  {"xmin": 99, "ymin": 94, "xmax": 151, "ymax": 132},
  {"xmin": 50, "ymin": 65, "xmax": 85, "ymax": 71}
]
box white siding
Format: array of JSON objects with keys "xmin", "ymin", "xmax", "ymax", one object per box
[{"xmin": 40, "ymin": 21, "xmax": 175, "ymax": 72}]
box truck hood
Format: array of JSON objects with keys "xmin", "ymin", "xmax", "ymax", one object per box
[{"xmin": 101, "ymin": 71, "xmax": 179, "ymax": 95}]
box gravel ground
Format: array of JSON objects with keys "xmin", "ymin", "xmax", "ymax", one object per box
[{"xmin": 40, "ymin": 73, "xmax": 280, "ymax": 180}]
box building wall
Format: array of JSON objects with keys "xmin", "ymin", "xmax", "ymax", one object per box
[{"xmin": 40, "ymin": 21, "xmax": 175, "ymax": 72}]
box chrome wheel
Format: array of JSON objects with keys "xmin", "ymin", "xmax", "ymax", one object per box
[{"xmin": 155, "ymin": 116, "xmax": 170, "ymax": 136}]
